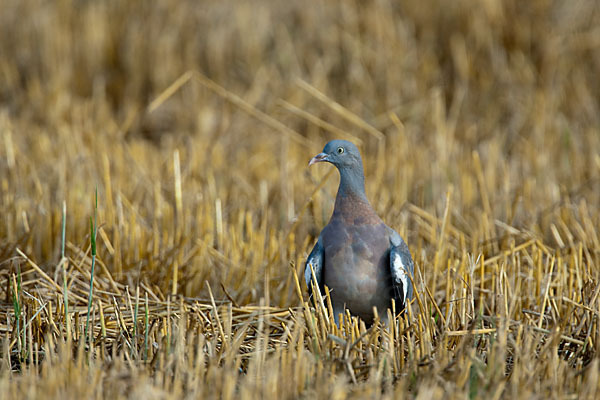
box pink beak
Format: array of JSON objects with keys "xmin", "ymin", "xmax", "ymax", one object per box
[{"xmin": 309, "ymin": 152, "xmax": 329, "ymax": 166}]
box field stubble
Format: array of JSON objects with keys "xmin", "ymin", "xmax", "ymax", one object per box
[{"xmin": 1, "ymin": 0, "xmax": 600, "ymax": 398}]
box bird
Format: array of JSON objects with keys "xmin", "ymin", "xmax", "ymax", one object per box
[{"xmin": 305, "ymin": 139, "xmax": 414, "ymax": 325}]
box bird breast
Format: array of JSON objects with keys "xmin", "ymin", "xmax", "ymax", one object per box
[{"xmin": 321, "ymin": 218, "xmax": 392, "ymax": 320}]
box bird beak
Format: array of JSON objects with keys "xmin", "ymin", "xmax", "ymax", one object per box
[{"xmin": 309, "ymin": 152, "xmax": 329, "ymax": 166}]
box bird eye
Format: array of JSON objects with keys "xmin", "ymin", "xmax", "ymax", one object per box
[{"xmin": 337, "ymin": 147, "xmax": 344, "ymax": 154}]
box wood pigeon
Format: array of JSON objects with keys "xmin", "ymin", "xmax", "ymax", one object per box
[{"xmin": 305, "ymin": 139, "xmax": 414, "ymax": 325}]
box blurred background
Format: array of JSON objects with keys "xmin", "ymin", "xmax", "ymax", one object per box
[{"xmin": 1, "ymin": 0, "xmax": 599, "ymax": 304}]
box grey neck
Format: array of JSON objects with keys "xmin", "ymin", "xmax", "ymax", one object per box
[{"xmin": 336, "ymin": 165, "xmax": 369, "ymax": 203}]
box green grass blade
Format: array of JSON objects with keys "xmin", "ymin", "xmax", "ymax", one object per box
[{"xmin": 84, "ymin": 190, "xmax": 98, "ymax": 347}]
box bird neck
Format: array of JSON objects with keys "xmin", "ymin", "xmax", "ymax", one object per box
[{"xmin": 335, "ymin": 166, "xmax": 369, "ymax": 205}]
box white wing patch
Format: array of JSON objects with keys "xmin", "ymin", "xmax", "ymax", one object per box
[
  {"xmin": 391, "ymin": 252, "xmax": 409, "ymax": 304},
  {"xmin": 304, "ymin": 262, "xmax": 314, "ymax": 288},
  {"xmin": 304, "ymin": 257, "xmax": 323, "ymax": 294},
  {"xmin": 304, "ymin": 240, "xmax": 324, "ymax": 298}
]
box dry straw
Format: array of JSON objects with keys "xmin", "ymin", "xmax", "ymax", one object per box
[{"xmin": 1, "ymin": 0, "xmax": 599, "ymax": 398}]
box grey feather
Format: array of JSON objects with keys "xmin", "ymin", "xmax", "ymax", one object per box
[{"xmin": 304, "ymin": 237, "xmax": 324, "ymax": 299}]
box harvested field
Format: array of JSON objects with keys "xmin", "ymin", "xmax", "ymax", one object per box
[{"xmin": 1, "ymin": 0, "xmax": 600, "ymax": 398}]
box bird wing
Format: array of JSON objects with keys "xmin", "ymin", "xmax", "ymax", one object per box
[
  {"xmin": 388, "ymin": 229, "xmax": 414, "ymax": 311},
  {"xmin": 304, "ymin": 236, "xmax": 325, "ymax": 299}
]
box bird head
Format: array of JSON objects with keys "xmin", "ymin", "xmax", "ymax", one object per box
[{"xmin": 308, "ymin": 139, "xmax": 362, "ymax": 170}]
